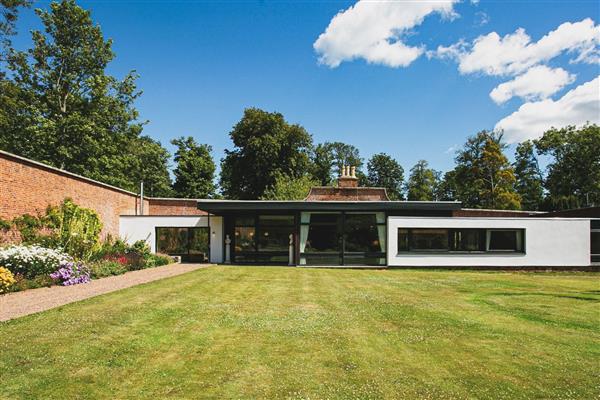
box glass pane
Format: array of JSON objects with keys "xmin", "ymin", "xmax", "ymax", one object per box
[
  {"xmin": 234, "ymin": 227, "xmax": 255, "ymax": 252},
  {"xmin": 398, "ymin": 229, "xmax": 409, "ymax": 252},
  {"xmin": 488, "ymin": 230, "xmax": 521, "ymax": 251},
  {"xmin": 302, "ymin": 255, "xmax": 341, "ymax": 265},
  {"xmin": 591, "ymin": 232, "xmax": 600, "ymax": 255},
  {"xmin": 344, "ymin": 255, "xmax": 386, "ymax": 266},
  {"xmin": 345, "ymin": 214, "xmax": 382, "ymax": 252},
  {"xmin": 410, "ymin": 229, "xmax": 449, "ymax": 251},
  {"xmin": 235, "ymin": 215, "xmax": 255, "ymax": 226},
  {"xmin": 304, "ymin": 225, "xmax": 340, "ymax": 252},
  {"xmin": 258, "ymin": 215, "xmax": 294, "ymax": 226},
  {"xmin": 258, "ymin": 226, "xmax": 293, "ymax": 251},
  {"xmin": 189, "ymin": 228, "xmax": 209, "ymax": 256},
  {"xmin": 310, "ymin": 213, "xmax": 341, "ymax": 224},
  {"xmin": 156, "ymin": 228, "xmax": 188, "ymax": 254},
  {"xmin": 453, "ymin": 229, "xmax": 485, "ymax": 251}
]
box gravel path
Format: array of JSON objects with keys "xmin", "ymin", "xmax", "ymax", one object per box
[{"xmin": 0, "ymin": 263, "xmax": 208, "ymax": 322}]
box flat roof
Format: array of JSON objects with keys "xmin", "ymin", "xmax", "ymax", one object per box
[{"xmin": 196, "ymin": 199, "xmax": 462, "ymax": 213}]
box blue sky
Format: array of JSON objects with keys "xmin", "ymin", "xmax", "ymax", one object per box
[{"xmin": 12, "ymin": 0, "xmax": 600, "ymax": 174}]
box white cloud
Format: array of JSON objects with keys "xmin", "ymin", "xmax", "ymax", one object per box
[
  {"xmin": 490, "ymin": 66, "xmax": 576, "ymax": 104},
  {"xmin": 313, "ymin": 0, "xmax": 459, "ymax": 68},
  {"xmin": 495, "ymin": 76, "xmax": 600, "ymax": 143},
  {"xmin": 435, "ymin": 18, "xmax": 600, "ymax": 76}
]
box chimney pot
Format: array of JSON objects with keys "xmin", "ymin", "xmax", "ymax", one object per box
[{"xmin": 351, "ymin": 166, "xmax": 356, "ymax": 178}]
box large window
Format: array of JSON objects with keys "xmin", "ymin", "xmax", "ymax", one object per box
[
  {"xmin": 156, "ymin": 227, "xmax": 209, "ymax": 262},
  {"xmin": 398, "ymin": 228, "xmax": 524, "ymax": 253},
  {"xmin": 300, "ymin": 212, "xmax": 386, "ymax": 266},
  {"xmin": 233, "ymin": 214, "xmax": 294, "ymax": 264}
]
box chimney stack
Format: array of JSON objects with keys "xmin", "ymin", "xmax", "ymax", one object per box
[{"xmin": 339, "ymin": 165, "xmax": 359, "ymax": 188}]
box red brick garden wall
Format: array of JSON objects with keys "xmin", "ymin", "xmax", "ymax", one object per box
[
  {"xmin": 147, "ymin": 199, "xmax": 206, "ymax": 216},
  {"xmin": 0, "ymin": 151, "xmax": 147, "ymax": 237}
]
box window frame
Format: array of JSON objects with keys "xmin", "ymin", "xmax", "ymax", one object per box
[
  {"xmin": 155, "ymin": 226, "xmax": 210, "ymax": 261},
  {"xmin": 397, "ymin": 227, "xmax": 525, "ymax": 254}
]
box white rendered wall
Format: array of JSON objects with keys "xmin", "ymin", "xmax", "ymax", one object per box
[
  {"xmin": 387, "ymin": 217, "xmax": 590, "ymax": 267},
  {"xmin": 119, "ymin": 215, "xmax": 224, "ymax": 263}
]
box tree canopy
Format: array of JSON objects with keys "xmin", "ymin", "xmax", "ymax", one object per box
[
  {"xmin": 534, "ymin": 124, "xmax": 599, "ymax": 209},
  {"xmin": 172, "ymin": 136, "xmax": 216, "ymax": 199},
  {"xmin": 514, "ymin": 141, "xmax": 543, "ymax": 211},
  {"xmin": 450, "ymin": 131, "xmax": 520, "ymax": 210},
  {"xmin": 261, "ymin": 173, "xmax": 318, "ymax": 200},
  {"xmin": 406, "ymin": 160, "xmax": 440, "ymax": 201},
  {"xmin": 219, "ymin": 108, "xmax": 313, "ymax": 199},
  {"xmin": 366, "ymin": 153, "xmax": 404, "ymax": 200}
]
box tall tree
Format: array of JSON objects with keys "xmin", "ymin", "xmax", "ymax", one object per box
[
  {"xmin": 261, "ymin": 173, "xmax": 318, "ymax": 200},
  {"xmin": 405, "ymin": 160, "xmax": 441, "ymax": 201},
  {"xmin": 1, "ymin": 0, "xmax": 31, "ymax": 61},
  {"xmin": 0, "ymin": 0, "xmax": 167, "ymax": 193},
  {"xmin": 436, "ymin": 170, "xmax": 458, "ymax": 201},
  {"xmin": 514, "ymin": 140, "xmax": 544, "ymax": 210},
  {"xmin": 452, "ymin": 130, "xmax": 520, "ymax": 209},
  {"xmin": 311, "ymin": 141, "xmax": 363, "ymax": 185},
  {"xmin": 128, "ymin": 136, "xmax": 173, "ymax": 198},
  {"xmin": 534, "ymin": 124, "xmax": 600, "ymax": 209},
  {"xmin": 366, "ymin": 153, "xmax": 404, "ymax": 200},
  {"xmin": 220, "ymin": 108, "xmax": 313, "ymax": 199},
  {"xmin": 171, "ymin": 136, "xmax": 216, "ymax": 199}
]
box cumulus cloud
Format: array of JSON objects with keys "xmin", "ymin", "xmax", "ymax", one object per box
[
  {"xmin": 313, "ymin": 0, "xmax": 459, "ymax": 68},
  {"xmin": 494, "ymin": 76, "xmax": 600, "ymax": 143},
  {"xmin": 489, "ymin": 65, "xmax": 576, "ymax": 104},
  {"xmin": 435, "ymin": 18, "xmax": 600, "ymax": 76}
]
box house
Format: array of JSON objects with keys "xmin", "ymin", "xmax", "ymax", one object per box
[
  {"xmin": 1, "ymin": 150, "xmax": 597, "ymax": 268},
  {"xmin": 120, "ymin": 167, "xmax": 600, "ymax": 269}
]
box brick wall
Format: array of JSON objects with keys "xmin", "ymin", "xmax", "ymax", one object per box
[
  {"xmin": 147, "ymin": 198, "xmax": 206, "ymax": 216},
  {"xmin": 0, "ymin": 151, "xmax": 147, "ymax": 237}
]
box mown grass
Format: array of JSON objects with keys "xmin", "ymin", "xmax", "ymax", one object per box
[{"xmin": 1, "ymin": 267, "xmax": 599, "ymax": 399}]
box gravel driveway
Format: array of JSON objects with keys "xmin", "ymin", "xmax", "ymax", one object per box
[{"xmin": 0, "ymin": 263, "xmax": 208, "ymax": 322}]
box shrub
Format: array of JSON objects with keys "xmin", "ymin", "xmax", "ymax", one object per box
[
  {"xmin": 12, "ymin": 199, "xmax": 102, "ymax": 260},
  {"xmin": 0, "ymin": 267, "xmax": 16, "ymax": 294},
  {"xmin": 50, "ymin": 261, "xmax": 91, "ymax": 286},
  {"xmin": 10, "ymin": 274, "xmax": 54, "ymax": 292},
  {"xmin": 44, "ymin": 199, "xmax": 102, "ymax": 260},
  {"xmin": 0, "ymin": 218, "xmax": 11, "ymax": 231},
  {"xmin": 145, "ymin": 254, "xmax": 173, "ymax": 268},
  {"xmin": 91, "ymin": 236, "xmax": 130, "ymax": 261},
  {"xmin": 89, "ymin": 260, "xmax": 128, "ymax": 279},
  {"xmin": 0, "ymin": 245, "xmax": 72, "ymax": 279}
]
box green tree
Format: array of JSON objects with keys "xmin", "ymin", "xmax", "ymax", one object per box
[
  {"xmin": 452, "ymin": 130, "xmax": 520, "ymax": 209},
  {"xmin": 534, "ymin": 124, "xmax": 600, "ymax": 209},
  {"xmin": 129, "ymin": 136, "xmax": 173, "ymax": 198},
  {"xmin": 311, "ymin": 141, "xmax": 364, "ymax": 186},
  {"xmin": 0, "ymin": 0, "xmax": 167, "ymax": 194},
  {"xmin": 514, "ymin": 140, "xmax": 544, "ymax": 210},
  {"xmin": 366, "ymin": 153, "xmax": 404, "ymax": 200},
  {"xmin": 405, "ymin": 160, "xmax": 441, "ymax": 201},
  {"xmin": 435, "ymin": 170, "xmax": 458, "ymax": 201},
  {"xmin": 261, "ymin": 173, "xmax": 318, "ymax": 200},
  {"xmin": 220, "ymin": 108, "xmax": 313, "ymax": 199},
  {"xmin": 171, "ymin": 136, "xmax": 216, "ymax": 199},
  {"xmin": 1, "ymin": 0, "xmax": 31, "ymax": 60}
]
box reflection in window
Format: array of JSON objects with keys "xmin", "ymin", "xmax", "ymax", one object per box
[
  {"xmin": 234, "ymin": 227, "xmax": 255, "ymax": 252},
  {"xmin": 259, "ymin": 226, "xmax": 292, "ymax": 251},
  {"xmin": 305, "ymin": 225, "xmax": 340, "ymax": 252},
  {"xmin": 156, "ymin": 228, "xmax": 188, "ymax": 254},
  {"xmin": 487, "ymin": 230, "xmax": 523, "ymax": 252},
  {"xmin": 397, "ymin": 228, "xmax": 525, "ymax": 253},
  {"xmin": 345, "ymin": 213, "xmax": 383, "ymax": 253},
  {"xmin": 410, "ymin": 229, "xmax": 449, "ymax": 251}
]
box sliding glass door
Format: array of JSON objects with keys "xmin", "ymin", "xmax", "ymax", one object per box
[
  {"xmin": 233, "ymin": 214, "xmax": 295, "ymax": 264},
  {"xmin": 299, "ymin": 212, "xmax": 386, "ymax": 266}
]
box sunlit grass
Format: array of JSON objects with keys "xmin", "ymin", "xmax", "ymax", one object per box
[{"xmin": 1, "ymin": 267, "xmax": 599, "ymax": 399}]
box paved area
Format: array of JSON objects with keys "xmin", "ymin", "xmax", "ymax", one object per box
[{"xmin": 0, "ymin": 263, "xmax": 208, "ymax": 322}]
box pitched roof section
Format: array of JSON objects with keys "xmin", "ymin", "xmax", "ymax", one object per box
[{"xmin": 305, "ymin": 186, "xmax": 390, "ymax": 201}]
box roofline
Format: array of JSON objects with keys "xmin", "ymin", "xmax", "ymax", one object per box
[
  {"xmin": 196, "ymin": 199, "xmax": 462, "ymax": 212},
  {"xmin": 0, "ymin": 149, "xmax": 140, "ymax": 197}
]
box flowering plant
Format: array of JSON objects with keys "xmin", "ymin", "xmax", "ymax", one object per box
[
  {"xmin": 0, "ymin": 245, "xmax": 72, "ymax": 279},
  {"xmin": 0, "ymin": 267, "xmax": 16, "ymax": 293},
  {"xmin": 50, "ymin": 261, "xmax": 91, "ymax": 286}
]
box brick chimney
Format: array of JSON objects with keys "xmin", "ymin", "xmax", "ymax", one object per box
[{"xmin": 338, "ymin": 165, "xmax": 358, "ymax": 188}]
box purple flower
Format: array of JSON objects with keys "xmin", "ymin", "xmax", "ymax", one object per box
[{"xmin": 50, "ymin": 261, "xmax": 91, "ymax": 286}]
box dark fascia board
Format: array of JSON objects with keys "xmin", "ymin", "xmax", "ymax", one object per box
[{"xmin": 196, "ymin": 200, "xmax": 462, "ymax": 213}]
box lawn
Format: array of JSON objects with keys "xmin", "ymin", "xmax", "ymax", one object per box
[{"xmin": 1, "ymin": 267, "xmax": 599, "ymax": 399}]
